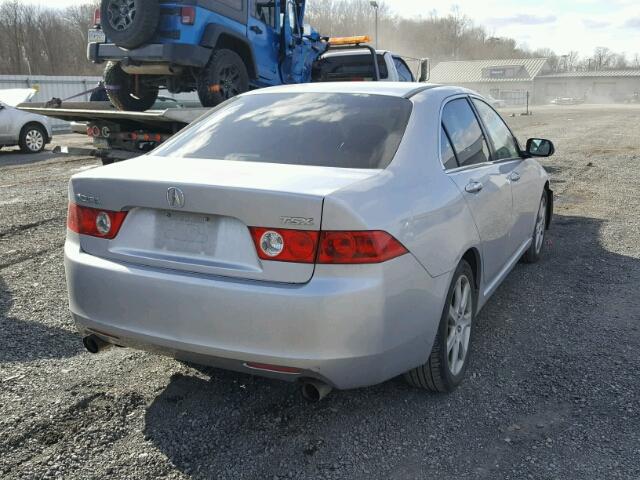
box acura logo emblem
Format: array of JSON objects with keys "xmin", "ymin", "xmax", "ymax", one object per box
[{"xmin": 166, "ymin": 187, "xmax": 185, "ymax": 208}]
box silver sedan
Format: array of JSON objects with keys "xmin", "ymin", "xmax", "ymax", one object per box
[{"xmin": 64, "ymin": 82, "xmax": 554, "ymax": 399}]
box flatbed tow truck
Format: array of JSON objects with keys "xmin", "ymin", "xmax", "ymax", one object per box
[{"xmin": 20, "ymin": 102, "xmax": 210, "ymax": 164}]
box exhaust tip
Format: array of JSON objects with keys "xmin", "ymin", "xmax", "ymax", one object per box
[
  {"xmin": 82, "ymin": 334, "xmax": 109, "ymax": 354},
  {"xmin": 301, "ymin": 380, "xmax": 333, "ymax": 402}
]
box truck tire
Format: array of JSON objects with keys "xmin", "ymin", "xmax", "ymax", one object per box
[
  {"xmin": 19, "ymin": 123, "xmax": 47, "ymax": 154},
  {"xmin": 100, "ymin": 0, "xmax": 159, "ymax": 49},
  {"xmin": 104, "ymin": 62, "xmax": 159, "ymax": 112},
  {"xmin": 197, "ymin": 49, "xmax": 249, "ymax": 107}
]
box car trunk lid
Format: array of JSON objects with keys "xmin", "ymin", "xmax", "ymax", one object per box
[{"xmin": 70, "ymin": 155, "xmax": 380, "ymax": 283}]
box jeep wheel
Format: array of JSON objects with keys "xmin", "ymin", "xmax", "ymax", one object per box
[
  {"xmin": 100, "ymin": 0, "xmax": 159, "ymax": 49},
  {"xmin": 197, "ymin": 49, "xmax": 249, "ymax": 107},
  {"xmin": 104, "ymin": 62, "xmax": 159, "ymax": 112}
]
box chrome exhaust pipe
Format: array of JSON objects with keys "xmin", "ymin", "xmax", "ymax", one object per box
[
  {"xmin": 82, "ymin": 334, "xmax": 110, "ymax": 354},
  {"xmin": 301, "ymin": 380, "xmax": 333, "ymax": 401}
]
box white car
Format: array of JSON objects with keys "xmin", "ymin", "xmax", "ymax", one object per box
[
  {"xmin": 0, "ymin": 89, "xmax": 53, "ymax": 153},
  {"xmin": 313, "ymin": 49, "xmax": 417, "ymax": 82}
]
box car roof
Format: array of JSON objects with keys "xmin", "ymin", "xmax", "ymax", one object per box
[
  {"xmin": 244, "ymin": 82, "xmax": 463, "ymax": 99},
  {"xmin": 321, "ymin": 49, "xmax": 389, "ymax": 58}
]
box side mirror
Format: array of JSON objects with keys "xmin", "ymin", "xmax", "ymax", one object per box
[
  {"xmin": 526, "ymin": 138, "xmax": 555, "ymax": 157},
  {"xmin": 418, "ymin": 58, "xmax": 430, "ymax": 82}
]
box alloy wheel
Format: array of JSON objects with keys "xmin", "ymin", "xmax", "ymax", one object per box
[
  {"xmin": 218, "ymin": 65, "xmax": 242, "ymax": 100},
  {"xmin": 446, "ymin": 274, "xmax": 473, "ymax": 376},
  {"xmin": 25, "ymin": 129, "xmax": 44, "ymax": 152},
  {"xmin": 107, "ymin": 0, "xmax": 136, "ymax": 31},
  {"xmin": 535, "ymin": 195, "xmax": 547, "ymax": 254}
]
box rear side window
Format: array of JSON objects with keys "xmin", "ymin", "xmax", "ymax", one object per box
[
  {"xmin": 472, "ymin": 99, "xmax": 521, "ymax": 160},
  {"xmin": 154, "ymin": 93, "xmax": 413, "ymax": 169},
  {"xmin": 312, "ymin": 54, "xmax": 389, "ymax": 81},
  {"xmin": 441, "ymin": 98, "xmax": 490, "ymax": 167}
]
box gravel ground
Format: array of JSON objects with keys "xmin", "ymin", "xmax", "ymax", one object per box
[{"xmin": 1, "ymin": 109, "xmax": 639, "ymax": 480}]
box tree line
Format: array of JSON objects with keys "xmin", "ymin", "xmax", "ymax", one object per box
[{"xmin": 0, "ymin": 0, "xmax": 637, "ymax": 76}]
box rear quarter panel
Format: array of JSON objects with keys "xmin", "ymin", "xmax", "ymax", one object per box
[{"xmin": 322, "ymin": 88, "xmax": 482, "ymax": 279}]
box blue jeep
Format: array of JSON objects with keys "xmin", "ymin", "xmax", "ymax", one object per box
[{"xmin": 88, "ymin": 0, "xmax": 326, "ymax": 110}]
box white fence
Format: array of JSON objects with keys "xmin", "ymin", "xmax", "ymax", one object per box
[{"xmin": 0, "ymin": 74, "xmax": 199, "ymax": 131}]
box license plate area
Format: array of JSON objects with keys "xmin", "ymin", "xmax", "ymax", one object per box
[
  {"xmin": 88, "ymin": 29, "xmax": 106, "ymax": 43},
  {"xmin": 155, "ymin": 211, "xmax": 216, "ymax": 256}
]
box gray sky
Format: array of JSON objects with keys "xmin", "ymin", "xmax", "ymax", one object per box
[{"xmin": 20, "ymin": 0, "xmax": 640, "ymax": 58}]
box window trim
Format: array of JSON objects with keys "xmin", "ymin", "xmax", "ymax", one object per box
[
  {"xmin": 438, "ymin": 94, "xmax": 493, "ymax": 173},
  {"xmin": 251, "ymin": 0, "xmax": 276, "ymax": 28},
  {"xmin": 469, "ymin": 95, "xmax": 524, "ymax": 163}
]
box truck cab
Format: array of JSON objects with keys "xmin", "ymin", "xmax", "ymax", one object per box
[
  {"xmin": 88, "ymin": 0, "xmax": 326, "ymax": 110},
  {"xmin": 312, "ymin": 49, "xmax": 416, "ymax": 82}
]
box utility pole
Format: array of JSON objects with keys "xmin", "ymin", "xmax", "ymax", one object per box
[{"xmin": 370, "ymin": 1, "xmax": 379, "ymax": 49}]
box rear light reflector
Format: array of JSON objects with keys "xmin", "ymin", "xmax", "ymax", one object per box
[
  {"xmin": 93, "ymin": 8, "xmax": 101, "ymax": 26},
  {"xmin": 181, "ymin": 6, "xmax": 196, "ymax": 24},
  {"xmin": 244, "ymin": 362, "xmax": 301, "ymax": 374},
  {"xmin": 318, "ymin": 231, "xmax": 408, "ymax": 264},
  {"xmin": 67, "ymin": 203, "xmax": 128, "ymax": 239},
  {"xmin": 249, "ymin": 228, "xmax": 408, "ymax": 264},
  {"xmin": 249, "ymin": 227, "xmax": 319, "ymax": 263}
]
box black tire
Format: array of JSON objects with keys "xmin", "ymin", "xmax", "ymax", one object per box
[
  {"xmin": 19, "ymin": 123, "xmax": 47, "ymax": 154},
  {"xmin": 197, "ymin": 49, "xmax": 249, "ymax": 107},
  {"xmin": 405, "ymin": 260, "xmax": 476, "ymax": 392},
  {"xmin": 104, "ymin": 62, "xmax": 159, "ymax": 112},
  {"xmin": 522, "ymin": 191, "xmax": 548, "ymax": 264},
  {"xmin": 100, "ymin": 0, "xmax": 159, "ymax": 49}
]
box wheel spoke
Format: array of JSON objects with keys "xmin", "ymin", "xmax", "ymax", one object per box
[
  {"xmin": 447, "ymin": 330, "xmax": 457, "ymax": 353},
  {"xmin": 450, "ymin": 341, "xmax": 460, "ymax": 373},
  {"xmin": 461, "ymin": 283, "xmax": 470, "ymax": 313},
  {"xmin": 453, "ymin": 279, "xmax": 462, "ymax": 311},
  {"xmin": 457, "ymin": 338, "xmax": 466, "ymax": 362}
]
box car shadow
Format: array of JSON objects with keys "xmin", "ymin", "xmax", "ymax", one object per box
[
  {"xmin": 141, "ymin": 213, "xmax": 640, "ymax": 478},
  {"xmin": 0, "ymin": 274, "xmax": 84, "ymax": 362}
]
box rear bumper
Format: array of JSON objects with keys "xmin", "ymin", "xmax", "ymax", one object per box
[
  {"xmin": 88, "ymin": 42, "xmax": 211, "ymax": 68},
  {"xmin": 64, "ymin": 235, "xmax": 449, "ymax": 389}
]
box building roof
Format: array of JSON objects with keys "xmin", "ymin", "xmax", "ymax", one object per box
[
  {"xmin": 538, "ymin": 70, "xmax": 640, "ymax": 78},
  {"xmin": 430, "ymin": 58, "xmax": 549, "ymax": 83}
]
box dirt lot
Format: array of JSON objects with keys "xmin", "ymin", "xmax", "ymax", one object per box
[{"xmin": 1, "ymin": 106, "xmax": 639, "ymax": 479}]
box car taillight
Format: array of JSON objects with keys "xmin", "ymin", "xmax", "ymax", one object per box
[
  {"xmin": 67, "ymin": 203, "xmax": 128, "ymax": 239},
  {"xmin": 249, "ymin": 227, "xmax": 319, "ymax": 263},
  {"xmin": 318, "ymin": 231, "xmax": 408, "ymax": 264},
  {"xmin": 93, "ymin": 8, "xmax": 101, "ymax": 26},
  {"xmin": 249, "ymin": 228, "xmax": 407, "ymax": 264},
  {"xmin": 181, "ymin": 6, "xmax": 196, "ymax": 25}
]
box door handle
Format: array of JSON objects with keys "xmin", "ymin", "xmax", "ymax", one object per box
[
  {"xmin": 465, "ymin": 181, "xmax": 483, "ymax": 193},
  {"xmin": 250, "ymin": 26, "xmax": 263, "ymax": 34},
  {"xmin": 509, "ymin": 171, "xmax": 521, "ymax": 182}
]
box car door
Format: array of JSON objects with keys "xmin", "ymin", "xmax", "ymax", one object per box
[
  {"xmin": 248, "ymin": 0, "xmax": 279, "ymax": 83},
  {"xmin": 441, "ymin": 97, "xmax": 516, "ymax": 286},
  {"xmin": 392, "ymin": 56, "xmax": 415, "ymax": 82},
  {"xmin": 0, "ymin": 102, "xmax": 14, "ymax": 142},
  {"xmin": 471, "ymin": 98, "xmax": 539, "ymax": 252}
]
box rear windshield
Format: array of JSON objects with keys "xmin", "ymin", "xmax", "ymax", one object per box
[
  {"xmin": 312, "ymin": 54, "xmax": 388, "ymax": 81},
  {"xmin": 154, "ymin": 93, "xmax": 412, "ymax": 169}
]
